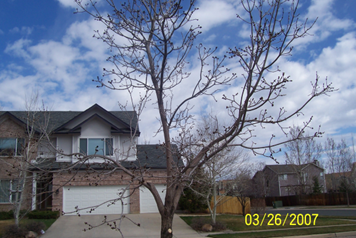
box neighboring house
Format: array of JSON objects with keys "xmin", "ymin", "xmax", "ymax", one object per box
[
  {"xmin": 325, "ymin": 163, "xmax": 356, "ymax": 193},
  {"xmin": 252, "ymin": 161, "xmax": 326, "ymax": 197},
  {"xmin": 218, "ymin": 180, "xmax": 234, "ymax": 195},
  {"xmin": 0, "ymin": 104, "xmax": 174, "ymax": 215}
]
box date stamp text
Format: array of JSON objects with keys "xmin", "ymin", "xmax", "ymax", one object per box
[{"xmin": 245, "ymin": 213, "xmax": 319, "ymax": 226}]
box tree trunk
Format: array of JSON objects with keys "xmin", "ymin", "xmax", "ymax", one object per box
[
  {"xmin": 212, "ymin": 175, "xmax": 217, "ymax": 224},
  {"xmin": 346, "ymin": 191, "xmax": 350, "ymax": 207},
  {"xmin": 242, "ymin": 202, "xmax": 246, "ymax": 217},
  {"xmin": 160, "ymin": 210, "xmax": 174, "ymax": 238}
]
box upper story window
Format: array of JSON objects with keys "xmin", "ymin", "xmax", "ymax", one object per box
[
  {"xmin": 79, "ymin": 138, "xmax": 113, "ymax": 156},
  {"xmin": 0, "ymin": 138, "xmax": 25, "ymax": 156},
  {"xmin": 279, "ymin": 174, "xmax": 287, "ymax": 180}
]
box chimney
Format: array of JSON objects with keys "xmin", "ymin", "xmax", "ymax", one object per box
[{"xmin": 313, "ymin": 160, "xmax": 319, "ymax": 166}]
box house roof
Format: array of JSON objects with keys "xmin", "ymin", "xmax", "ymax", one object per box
[
  {"xmin": 32, "ymin": 144, "xmax": 180, "ymax": 170},
  {"xmin": 264, "ymin": 162, "xmax": 324, "ymax": 175},
  {"xmin": 0, "ymin": 104, "xmax": 140, "ymax": 135}
]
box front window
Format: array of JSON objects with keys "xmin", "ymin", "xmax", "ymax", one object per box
[
  {"xmin": 0, "ymin": 180, "xmax": 22, "ymax": 203},
  {"xmin": 79, "ymin": 138, "xmax": 113, "ymax": 156},
  {"xmin": 0, "ymin": 138, "xmax": 24, "ymax": 156}
]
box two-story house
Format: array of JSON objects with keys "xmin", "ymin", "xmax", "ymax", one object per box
[
  {"xmin": 252, "ymin": 161, "xmax": 326, "ymax": 197},
  {"xmin": 0, "ymin": 104, "xmax": 173, "ymax": 215}
]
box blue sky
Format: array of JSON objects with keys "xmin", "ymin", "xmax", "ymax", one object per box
[{"xmin": 1, "ymin": 0, "xmax": 356, "ymax": 166}]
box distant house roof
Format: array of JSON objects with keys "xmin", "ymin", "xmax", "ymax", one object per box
[
  {"xmin": 0, "ymin": 104, "xmax": 140, "ymax": 135},
  {"xmin": 264, "ymin": 162, "xmax": 324, "ymax": 175}
]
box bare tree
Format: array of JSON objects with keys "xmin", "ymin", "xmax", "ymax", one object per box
[
  {"xmin": 228, "ymin": 167, "xmax": 252, "ymax": 216},
  {"xmin": 182, "ymin": 116, "xmax": 249, "ymax": 224},
  {"xmin": 0, "ymin": 93, "xmax": 50, "ymax": 227},
  {"xmin": 284, "ymin": 125, "xmax": 322, "ymax": 194},
  {"xmin": 325, "ymin": 138, "xmax": 354, "ymax": 206},
  {"xmin": 284, "ymin": 126, "xmax": 322, "ymax": 165},
  {"xmin": 190, "ymin": 148, "xmax": 247, "ymax": 224},
  {"xmin": 73, "ymin": 0, "xmax": 334, "ymax": 237}
]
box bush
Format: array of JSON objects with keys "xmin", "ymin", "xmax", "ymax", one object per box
[
  {"xmin": 2, "ymin": 224, "xmax": 27, "ymax": 238},
  {"xmin": 27, "ymin": 210, "xmax": 59, "ymax": 219},
  {"xmin": 190, "ymin": 217, "xmax": 226, "ymax": 232},
  {"xmin": 0, "ymin": 210, "xmax": 30, "ymax": 220},
  {"xmin": 191, "ymin": 217, "xmax": 209, "ymax": 231},
  {"xmin": 0, "ymin": 211, "xmax": 13, "ymax": 220},
  {"xmin": 24, "ymin": 221, "xmax": 46, "ymax": 234},
  {"xmin": 212, "ymin": 221, "xmax": 226, "ymax": 231},
  {"xmin": 178, "ymin": 188, "xmax": 208, "ymax": 213}
]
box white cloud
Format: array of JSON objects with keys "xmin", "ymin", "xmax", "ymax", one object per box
[
  {"xmin": 190, "ymin": 0, "xmax": 242, "ymax": 32},
  {"xmin": 57, "ymin": 0, "xmax": 103, "ymax": 9},
  {"xmin": 293, "ymin": 0, "xmax": 355, "ymax": 49},
  {"xmin": 5, "ymin": 39, "xmax": 31, "ymax": 59},
  {"xmin": 57, "ymin": 0, "xmax": 84, "ymax": 8},
  {"xmin": 9, "ymin": 26, "xmax": 33, "ymax": 35}
]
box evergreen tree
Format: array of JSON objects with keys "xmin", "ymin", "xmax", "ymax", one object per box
[{"xmin": 312, "ymin": 176, "xmax": 322, "ymax": 194}]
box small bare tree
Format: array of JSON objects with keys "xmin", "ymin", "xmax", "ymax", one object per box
[
  {"xmin": 325, "ymin": 137, "xmax": 354, "ymax": 206},
  {"xmin": 0, "ymin": 93, "xmax": 50, "ymax": 227},
  {"xmin": 284, "ymin": 125, "xmax": 322, "ymax": 194},
  {"xmin": 228, "ymin": 167, "xmax": 252, "ymax": 216},
  {"xmin": 73, "ymin": 0, "xmax": 334, "ymax": 237},
  {"xmin": 183, "ymin": 116, "xmax": 248, "ymax": 224}
]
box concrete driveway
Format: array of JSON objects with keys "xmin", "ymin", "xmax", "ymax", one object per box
[{"xmin": 42, "ymin": 214, "xmax": 204, "ymax": 238}]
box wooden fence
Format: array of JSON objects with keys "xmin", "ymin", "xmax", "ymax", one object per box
[
  {"xmin": 210, "ymin": 196, "xmax": 251, "ymax": 215},
  {"xmin": 265, "ymin": 192, "xmax": 356, "ymax": 206}
]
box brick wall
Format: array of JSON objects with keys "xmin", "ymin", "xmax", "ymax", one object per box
[{"xmin": 0, "ymin": 116, "xmax": 34, "ymax": 211}]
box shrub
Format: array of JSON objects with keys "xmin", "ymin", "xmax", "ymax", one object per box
[
  {"xmin": 2, "ymin": 224, "xmax": 27, "ymax": 238},
  {"xmin": 191, "ymin": 217, "xmax": 209, "ymax": 231},
  {"xmin": 190, "ymin": 217, "xmax": 226, "ymax": 232},
  {"xmin": 212, "ymin": 221, "xmax": 226, "ymax": 231},
  {"xmin": 23, "ymin": 221, "xmax": 46, "ymax": 234},
  {"xmin": 0, "ymin": 211, "xmax": 13, "ymax": 220},
  {"xmin": 178, "ymin": 188, "xmax": 208, "ymax": 213},
  {"xmin": 27, "ymin": 210, "xmax": 59, "ymax": 219}
]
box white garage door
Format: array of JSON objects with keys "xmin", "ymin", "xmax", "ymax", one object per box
[
  {"xmin": 63, "ymin": 186, "xmax": 130, "ymax": 215},
  {"xmin": 140, "ymin": 184, "xmax": 166, "ymax": 213}
]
